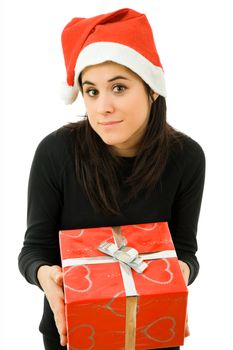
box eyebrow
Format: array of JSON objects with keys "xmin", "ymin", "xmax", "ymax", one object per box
[{"xmin": 82, "ymin": 75, "xmax": 130, "ymax": 86}]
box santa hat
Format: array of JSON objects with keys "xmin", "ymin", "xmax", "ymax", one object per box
[{"xmin": 61, "ymin": 8, "xmax": 166, "ymax": 104}]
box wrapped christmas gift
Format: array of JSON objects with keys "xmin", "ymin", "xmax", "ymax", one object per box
[{"xmin": 59, "ymin": 222, "xmax": 188, "ymax": 350}]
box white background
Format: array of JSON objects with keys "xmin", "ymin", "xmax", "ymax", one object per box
[{"xmin": 1, "ymin": 0, "xmax": 233, "ymax": 349}]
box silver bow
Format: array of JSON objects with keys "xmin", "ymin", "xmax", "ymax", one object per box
[{"xmin": 98, "ymin": 241, "xmax": 148, "ymax": 273}]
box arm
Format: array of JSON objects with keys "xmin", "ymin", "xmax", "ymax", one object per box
[
  {"xmin": 168, "ymin": 138, "xmax": 205, "ymax": 338},
  {"xmin": 169, "ymin": 138, "xmax": 206, "ymax": 285},
  {"xmin": 18, "ymin": 130, "xmax": 69, "ymax": 345},
  {"xmin": 18, "ymin": 134, "xmax": 63, "ymax": 286}
]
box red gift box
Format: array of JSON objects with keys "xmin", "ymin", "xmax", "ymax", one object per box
[{"xmin": 59, "ymin": 222, "xmax": 188, "ymax": 350}]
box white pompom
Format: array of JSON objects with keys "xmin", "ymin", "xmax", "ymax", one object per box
[{"xmin": 60, "ymin": 82, "xmax": 79, "ymax": 104}]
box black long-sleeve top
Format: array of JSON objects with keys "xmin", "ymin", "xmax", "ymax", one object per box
[{"xmin": 18, "ymin": 126, "xmax": 205, "ymax": 339}]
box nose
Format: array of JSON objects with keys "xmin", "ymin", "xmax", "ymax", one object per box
[{"xmin": 96, "ymin": 94, "xmax": 114, "ymax": 115}]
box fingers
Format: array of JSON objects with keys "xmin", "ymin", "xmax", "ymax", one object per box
[
  {"xmin": 184, "ymin": 313, "xmax": 190, "ymax": 337},
  {"xmin": 53, "ymin": 297, "xmax": 67, "ymax": 345},
  {"xmin": 177, "ymin": 263, "xmax": 191, "ymax": 338},
  {"xmin": 60, "ymin": 334, "xmax": 68, "ymax": 346},
  {"xmin": 185, "ymin": 322, "xmax": 190, "ymax": 337},
  {"xmin": 178, "ymin": 260, "xmax": 190, "ymax": 286},
  {"xmin": 37, "ymin": 265, "xmax": 67, "ymax": 345},
  {"xmin": 49, "ymin": 266, "xmax": 67, "ymax": 343},
  {"xmin": 50, "ymin": 265, "xmax": 64, "ymax": 286},
  {"xmin": 185, "ymin": 317, "xmax": 190, "ymax": 337}
]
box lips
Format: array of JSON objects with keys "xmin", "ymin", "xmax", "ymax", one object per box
[{"xmin": 98, "ymin": 120, "xmax": 123, "ymax": 126}]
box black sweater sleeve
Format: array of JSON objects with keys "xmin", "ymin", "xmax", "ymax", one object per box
[
  {"xmin": 168, "ymin": 138, "xmax": 206, "ymax": 284},
  {"xmin": 18, "ymin": 131, "xmax": 68, "ymax": 288}
]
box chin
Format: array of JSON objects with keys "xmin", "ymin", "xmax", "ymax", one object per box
[{"xmin": 101, "ymin": 137, "xmax": 123, "ymax": 146}]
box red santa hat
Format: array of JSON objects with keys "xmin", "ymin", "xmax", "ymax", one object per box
[{"xmin": 61, "ymin": 8, "xmax": 166, "ymax": 104}]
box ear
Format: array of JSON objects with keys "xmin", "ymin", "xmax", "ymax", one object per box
[{"xmin": 151, "ymin": 91, "xmax": 159, "ymax": 102}]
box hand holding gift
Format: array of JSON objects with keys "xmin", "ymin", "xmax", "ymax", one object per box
[
  {"xmin": 178, "ymin": 260, "xmax": 190, "ymax": 337},
  {"xmin": 37, "ymin": 265, "xmax": 67, "ymax": 346}
]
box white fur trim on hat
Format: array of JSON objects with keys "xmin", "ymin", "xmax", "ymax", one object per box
[
  {"xmin": 60, "ymin": 81, "xmax": 79, "ymax": 105},
  {"xmin": 75, "ymin": 42, "xmax": 166, "ymax": 97}
]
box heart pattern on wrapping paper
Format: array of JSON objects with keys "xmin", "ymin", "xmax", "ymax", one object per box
[
  {"xmin": 133, "ymin": 223, "xmax": 158, "ymax": 231},
  {"xmin": 104, "ymin": 290, "xmax": 126, "ymax": 317},
  {"xmin": 63, "ymin": 229, "xmax": 85, "ymax": 238},
  {"xmin": 141, "ymin": 258, "xmax": 173, "ymax": 284},
  {"xmin": 69, "ymin": 324, "xmax": 95, "ymax": 350},
  {"xmin": 143, "ymin": 316, "xmax": 176, "ymax": 343},
  {"xmin": 64, "ymin": 265, "xmax": 92, "ymax": 293},
  {"xmin": 63, "ymin": 259, "xmax": 173, "ymax": 295}
]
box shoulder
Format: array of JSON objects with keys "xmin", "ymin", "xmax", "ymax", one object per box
[
  {"xmin": 176, "ymin": 134, "xmax": 205, "ymax": 161},
  {"xmin": 169, "ymin": 133, "xmax": 206, "ymax": 176},
  {"xmin": 32, "ymin": 126, "xmax": 77, "ymax": 171},
  {"xmin": 37, "ymin": 126, "xmax": 74, "ymax": 151},
  {"xmin": 36, "ymin": 125, "xmax": 78, "ymax": 156}
]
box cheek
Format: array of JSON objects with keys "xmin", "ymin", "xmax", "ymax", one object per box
[
  {"xmin": 83, "ymin": 99, "xmax": 92, "ymax": 115},
  {"xmin": 126, "ymin": 99, "xmax": 151, "ymax": 127},
  {"xmin": 126, "ymin": 89, "xmax": 150, "ymax": 112},
  {"xmin": 87, "ymin": 115, "xmax": 97, "ymax": 133},
  {"xmin": 83, "ymin": 101, "xmax": 96, "ymax": 125}
]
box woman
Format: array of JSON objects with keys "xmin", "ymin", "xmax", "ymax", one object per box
[{"xmin": 18, "ymin": 8, "xmax": 205, "ymax": 350}]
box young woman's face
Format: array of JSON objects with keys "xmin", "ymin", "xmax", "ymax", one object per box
[{"xmin": 81, "ymin": 61, "xmax": 158, "ymax": 157}]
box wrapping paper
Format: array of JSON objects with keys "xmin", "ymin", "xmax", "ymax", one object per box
[{"xmin": 59, "ymin": 222, "xmax": 188, "ymax": 350}]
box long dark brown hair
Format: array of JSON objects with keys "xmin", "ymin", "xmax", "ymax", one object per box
[{"xmin": 65, "ymin": 94, "xmax": 182, "ymax": 215}]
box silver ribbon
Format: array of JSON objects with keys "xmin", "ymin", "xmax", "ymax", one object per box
[{"xmin": 98, "ymin": 241, "xmax": 148, "ymax": 273}]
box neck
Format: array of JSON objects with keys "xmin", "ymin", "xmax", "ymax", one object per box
[{"xmin": 110, "ymin": 145, "xmax": 139, "ymax": 157}]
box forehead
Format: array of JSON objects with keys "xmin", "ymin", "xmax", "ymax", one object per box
[{"xmin": 80, "ymin": 61, "xmax": 141, "ymax": 82}]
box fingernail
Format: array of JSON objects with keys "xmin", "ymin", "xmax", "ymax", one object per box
[{"xmin": 60, "ymin": 338, "xmax": 66, "ymax": 346}]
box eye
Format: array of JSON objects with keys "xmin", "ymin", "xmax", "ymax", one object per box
[
  {"xmin": 112, "ymin": 84, "xmax": 127, "ymax": 93},
  {"xmin": 85, "ymin": 88, "xmax": 98, "ymax": 97}
]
